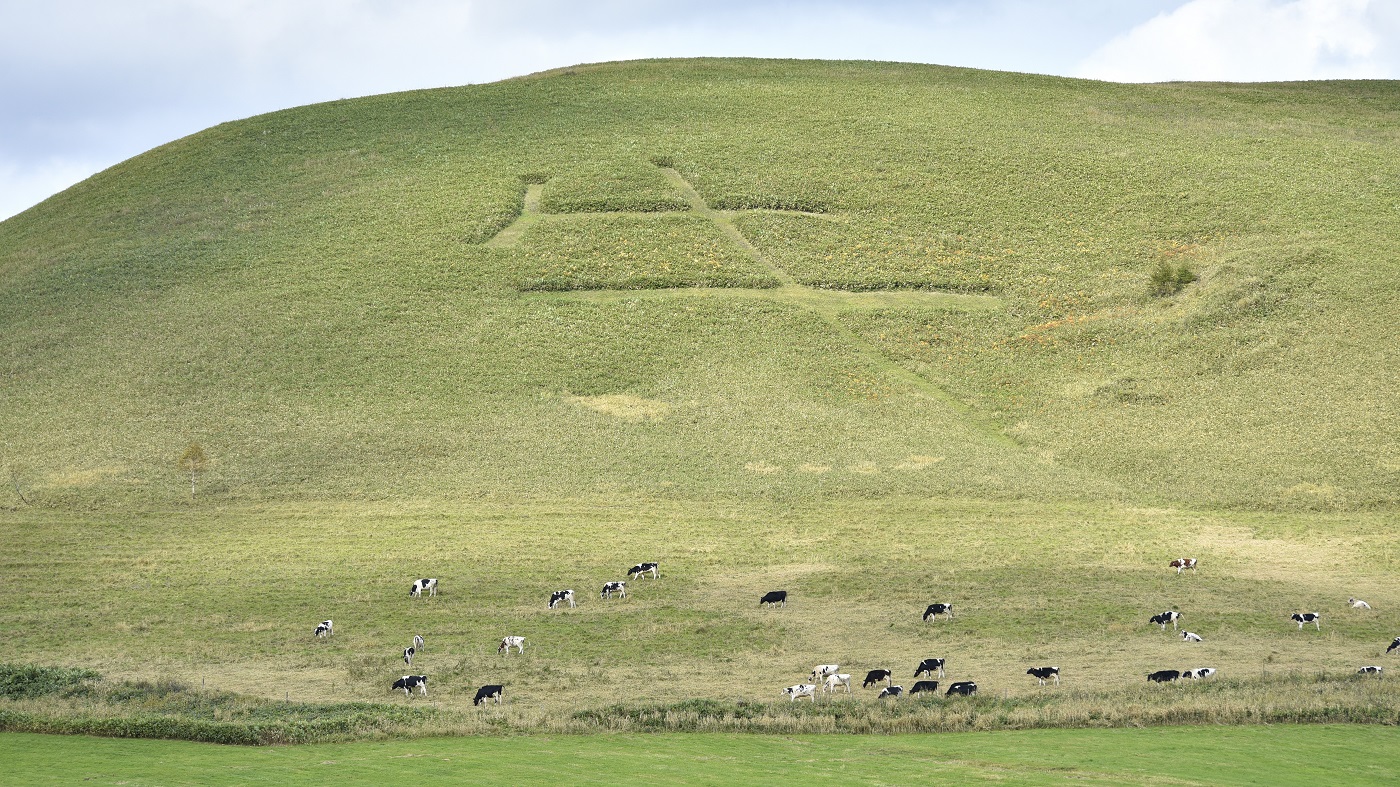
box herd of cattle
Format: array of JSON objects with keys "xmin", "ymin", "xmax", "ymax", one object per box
[{"xmin": 313, "ymin": 557, "xmax": 1395, "ymax": 706}]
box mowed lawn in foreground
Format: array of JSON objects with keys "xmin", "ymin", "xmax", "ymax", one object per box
[{"xmin": 6, "ymin": 725, "xmax": 1400, "ymax": 785}]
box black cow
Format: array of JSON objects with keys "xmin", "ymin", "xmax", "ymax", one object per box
[
  {"xmin": 1150, "ymin": 611, "xmax": 1182, "ymax": 631},
  {"xmin": 391, "ymin": 675, "xmax": 428, "ymax": 696},
  {"xmin": 1148, "ymin": 670, "xmax": 1181, "ymax": 683},
  {"xmin": 863, "ymin": 669, "xmax": 893, "ymax": 688},
  {"xmin": 1291, "ymin": 612, "xmax": 1321, "ymax": 630},
  {"xmin": 923, "ymin": 603, "xmax": 954, "ymax": 622},
  {"xmin": 910, "ymin": 680, "xmax": 940, "ymax": 695},
  {"xmin": 314, "ymin": 619, "xmax": 333, "ymax": 638},
  {"xmin": 473, "ymin": 684, "xmax": 504, "ymax": 705},
  {"xmin": 914, "ymin": 658, "xmax": 945, "ymax": 678},
  {"xmin": 878, "ymin": 685, "xmax": 903, "ymax": 699},
  {"xmin": 403, "ymin": 646, "xmax": 415, "ymax": 666},
  {"xmin": 1388, "ymin": 637, "xmax": 1400, "ymax": 654},
  {"xmin": 1027, "ymin": 666, "xmax": 1060, "ymax": 686},
  {"xmin": 628, "ymin": 562, "xmax": 660, "ymax": 580},
  {"xmin": 946, "ymin": 681, "xmax": 977, "ymax": 696},
  {"xmin": 410, "ymin": 578, "xmax": 438, "ymax": 598},
  {"xmin": 760, "ymin": 590, "xmax": 787, "ymax": 607}
]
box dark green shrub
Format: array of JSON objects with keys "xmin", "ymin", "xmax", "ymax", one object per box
[
  {"xmin": 1149, "ymin": 260, "xmax": 1197, "ymax": 296},
  {"xmin": 0, "ymin": 664, "xmax": 101, "ymax": 699}
]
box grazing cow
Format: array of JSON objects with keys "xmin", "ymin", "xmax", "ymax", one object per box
[
  {"xmin": 498, "ymin": 636, "xmax": 526, "ymax": 655},
  {"xmin": 1169, "ymin": 558, "xmax": 1197, "ymax": 575},
  {"xmin": 314, "ymin": 620, "xmax": 333, "ymax": 638},
  {"xmin": 914, "ymin": 658, "xmax": 946, "ymax": 678},
  {"xmin": 783, "ymin": 683, "xmax": 818, "ymax": 702},
  {"xmin": 878, "ymin": 685, "xmax": 904, "ymax": 699},
  {"xmin": 823, "ymin": 673, "xmax": 852, "ymax": 694},
  {"xmin": 910, "ymin": 680, "xmax": 940, "ymax": 695},
  {"xmin": 1291, "ymin": 612, "xmax": 1321, "ymax": 630},
  {"xmin": 946, "ymin": 681, "xmax": 977, "ymax": 696},
  {"xmin": 1184, "ymin": 667, "xmax": 1216, "ymax": 680},
  {"xmin": 473, "ymin": 684, "xmax": 504, "ymax": 705},
  {"xmin": 922, "ymin": 603, "xmax": 954, "ymax": 622},
  {"xmin": 1388, "ymin": 637, "xmax": 1400, "ymax": 654},
  {"xmin": 1150, "ymin": 611, "xmax": 1182, "ymax": 631},
  {"xmin": 760, "ymin": 590, "xmax": 788, "ymax": 607},
  {"xmin": 1027, "ymin": 666, "xmax": 1060, "ymax": 686},
  {"xmin": 1358, "ymin": 666, "xmax": 1384, "ymax": 675},
  {"xmin": 811, "ymin": 664, "xmax": 840, "ymax": 683},
  {"xmin": 628, "ymin": 562, "xmax": 660, "ymax": 580},
  {"xmin": 410, "ymin": 578, "xmax": 438, "ymax": 598},
  {"xmin": 1349, "ymin": 598, "xmax": 1372, "ymax": 610},
  {"xmin": 863, "ymin": 669, "xmax": 893, "ymax": 688},
  {"xmin": 413, "ymin": 634, "xmax": 424, "ymax": 651},
  {"xmin": 600, "ymin": 581, "xmax": 627, "ymax": 600},
  {"xmin": 1181, "ymin": 631, "xmax": 1202, "ymax": 643},
  {"xmin": 403, "ymin": 646, "xmax": 415, "ymax": 666},
  {"xmin": 391, "ymin": 675, "xmax": 428, "ymax": 696},
  {"xmin": 1148, "ymin": 670, "xmax": 1181, "ymax": 683},
  {"xmin": 549, "ymin": 589, "xmax": 576, "ymax": 609}
]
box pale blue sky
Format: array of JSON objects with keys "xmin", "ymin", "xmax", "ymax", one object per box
[{"xmin": 2, "ymin": 0, "xmax": 1398, "ymax": 220}]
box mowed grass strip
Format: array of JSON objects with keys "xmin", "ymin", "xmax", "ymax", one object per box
[{"xmin": 6, "ymin": 726, "xmax": 1400, "ymax": 785}]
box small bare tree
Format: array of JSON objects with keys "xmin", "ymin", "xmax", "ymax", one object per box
[
  {"xmin": 8, "ymin": 465, "xmax": 31, "ymax": 506},
  {"xmin": 178, "ymin": 443, "xmax": 209, "ymax": 499}
]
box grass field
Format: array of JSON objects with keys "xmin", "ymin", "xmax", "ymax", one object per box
[{"xmin": 7, "ymin": 726, "xmax": 1400, "ymax": 785}]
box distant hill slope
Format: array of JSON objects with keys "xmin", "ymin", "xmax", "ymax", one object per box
[{"xmin": 2, "ymin": 58, "xmax": 1396, "ymax": 510}]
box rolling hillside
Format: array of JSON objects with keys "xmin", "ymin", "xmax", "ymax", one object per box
[{"xmin": 3, "ymin": 58, "xmax": 1397, "ymax": 511}]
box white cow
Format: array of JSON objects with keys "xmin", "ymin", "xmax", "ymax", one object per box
[
  {"xmin": 499, "ymin": 636, "xmax": 526, "ymax": 655},
  {"xmin": 413, "ymin": 634, "xmax": 424, "ymax": 651},
  {"xmin": 782, "ymin": 683, "xmax": 818, "ymax": 702},
  {"xmin": 410, "ymin": 578, "xmax": 438, "ymax": 598},
  {"xmin": 1349, "ymin": 598, "xmax": 1372, "ymax": 610},
  {"xmin": 811, "ymin": 664, "xmax": 840, "ymax": 683},
  {"xmin": 823, "ymin": 673, "xmax": 852, "ymax": 694},
  {"xmin": 314, "ymin": 620, "xmax": 333, "ymax": 638},
  {"xmin": 1183, "ymin": 667, "xmax": 1216, "ymax": 679},
  {"xmin": 1181, "ymin": 631, "xmax": 1202, "ymax": 643}
]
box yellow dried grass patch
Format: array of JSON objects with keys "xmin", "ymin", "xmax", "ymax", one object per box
[
  {"xmin": 41, "ymin": 464, "xmax": 130, "ymax": 488},
  {"xmin": 893, "ymin": 454, "xmax": 944, "ymax": 470},
  {"xmin": 744, "ymin": 461, "xmax": 783, "ymax": 474},
  {"xmin": 566, "ymin": 393, "xmax": 670, "ymax": 423}
]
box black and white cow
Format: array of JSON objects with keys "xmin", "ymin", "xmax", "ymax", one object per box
[
  {"xmin": 391, "ymin": 675, "xmax": 428, "ymax": 696},
  {"xmin": 878, "ymin": 685, "xmax": 903, "ymax": 699},
  {"xmin": 1348, "ymin": 598, "xmax": 1372, "ymax": 610},
  {"xmin": 403, "ymin": 646, "xmax": 415, "ymax": 666},
  {"xmin": 549, "ymin": 589, "xmax": 576, "ymax": 609},
  {"xmin": 1358, "ymin": 666, "xmax": 1384, "ymax": 675},
  {"xmin": 1388, "ymin": 637, "xmax": 1400, "ymax": 654},
  {"xmin": 1183, "ymin": 667, "xmax": 1216, "ymax": 679},
  {"xmin": 923, "ymin": 603, "xmax": 954, "ymax": 622},
  {"xmin": 783, "ymin": 683, "xmax": 818, "ymax": 702},
  {"xmin": 946, "ymin": 681, "xmax": 977, "ymax": 696},
  {"xmin": 811, "ymin": 664, "xmax": 840, "ymax": 683},
  {"xmin": 410, "ymin": 578, "xmax": 438, "ymax": 598},
  {"xmin": 1181, "ymin": 631, "xmax": 1202, "ymax": 643},
  {"xmin": 1169, "ymin": 558, "xmax": 1197, "ymax": 575},
  {"xmin": 1148, "ymin": 670, "xmax": 1181, "ymax": 683},
  {"xmin": 1291, "ymin": 612, "xmax": 1321, "ymax": 630},
  {"xmin": 628, "ymin": 562, "xmax": 660, "ymax": 580},
  {"xmin": 600, "ymin": 581, "xmax": 627, "ymax": 600},
  {"xmin": 1027, "ymin": 666, "xmax": 1060, "ymax": 685},
  {"xmin": 414, "ymin": 634, "xmax": 424, "ymax": 651},
  {"xmin": 910, "ymin": 680, "xmax": 940, "ymax": 695},
  {"xmin": 314, "ymin": 620, "xmax": 333, "ymax": 638},
  {"xmin": 760, "ymin": 590, "xmax": 788, "ymax": 607},
  {"xmin": 1150, "ymin": 611, "xmax": 1182, "ymax": 631},
  {"xmin": 863, "ymin": 669, "xmax": 893, "ymax": 688},
  {"xmin": 473, "ymin": 684, "xmax": 504, "ymax": 705},
  {"xmin": 914, "ymin": 658, "xmax": 946, "ymax": 678},
  {"xmin": 498, "ymin": 636, "xmax": 526, "ymax": 655},
  {"xmin": 823, "ymin": 673, "xmax": 852, "ymax": 694}
]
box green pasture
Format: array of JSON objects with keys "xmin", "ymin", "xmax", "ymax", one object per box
[{"xmin": 7, "ymin": 725, "xmax": 1400, "ymax": 785}]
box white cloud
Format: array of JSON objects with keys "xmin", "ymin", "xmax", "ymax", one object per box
[{"xmin": 1077, "ymin": 0, "xmax": 1400, "ymax": 82}]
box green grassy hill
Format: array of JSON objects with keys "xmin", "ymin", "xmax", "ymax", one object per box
[{"xmin": 3, "ymin": 58, "xmax": 1397, "ymax": 510}]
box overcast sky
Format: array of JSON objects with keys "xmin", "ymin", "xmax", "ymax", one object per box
[{"xmin": 3, "ymin": 0, "xmax": 1398, "ymax": 221}]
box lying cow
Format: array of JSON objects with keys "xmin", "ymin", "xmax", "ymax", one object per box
[
  {"xmin": 914, "ymin": 658, "xmax": 945, "ymax": 678},
  {"xmin": 1358, "ymin": 666, "xmax": 1384, "ymax": 675},
  {"xmin": 783, "ymin": 683, "xmax": 817, "ymax": 702},
  {"xmin": 946, "ymin": 681, "xmax": 977, "ymax": 696},
  {"xmin": 910, "ymin": 680, "xmax": 940, "ymax": 695},
  {"xmin": 499, "ymin": 636, "xmax": 526, "ymax": 655},
  {"xmin": 628, "ymin": 562, "xmax": 660, "ymax": 580},
  {"xmin": 600, "ymin": 581, "xmax": 627, "ymax": 600},
  {"xmin": 1170, "ymin": 558, "xmax": 1197, "ymax": 575},
  {"xmin": 923, "ymin": 603, "xmax": 954, "ymax": 622},
  {"xmin": 1292, "ymin": 612, "xmax": 1321, "ymax": 630},
  {"xmin": 1150, "ymin": 611, "xmax": 1182, "ymax": 631},
  {"xmin": 549, "ymin": 589, "xmax": 576, "ymax": 609},
  {"xmin": 1027, "ymin": 666, "xmax": 1060, "ymax": 685},
  {"xmin": 1181, "ymin": 631, "xmax": 1202, "ymax": 643},
  {"xmin": 314, "ymin": 620, "xmax": 333, "ymax": 638},
  {"xmin": 1183, "ymin": 667, "xmax": 1216, "ymax": 679},
  {"xmin": 823, "ymin": 673, "xmax": 852, "ymax": 694},
  {"xmin": 863, "ymin": 669, "xmax": 893, "ymax": 688},
  {"xmin": 473, "ymin": 684, "xmax": 504, "ymax": 705},
  {"xmin": 878, "ymin": 685, "xmax": 903, "ymax": 700},
  {"xmin": 760, "ymin": 590, "xmax": 788, "ymax": 607},
  {"xmin": 410, "ymin": 578, "xmax": 438, "ymax": 598},
  {"xmin": 1148, "ymin": 670, "xmax": 1181, "ymax": 683},
  {"xmin": 1349, "ymin": 598, "xmax": 1372, "ymax": 610},
  {"xmin": 1388, "ymin": 637, "xmax": 1400, "ymax": 654},
  {"xmin": 391, "ymin": 675, "xmax": 428, "ymax": 696}
]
